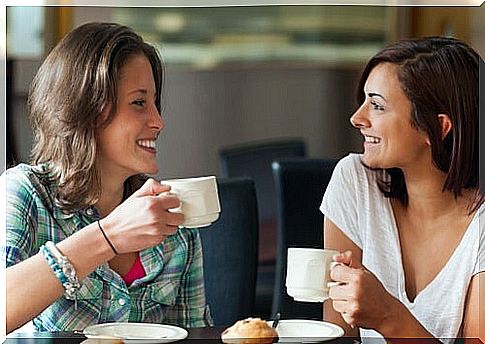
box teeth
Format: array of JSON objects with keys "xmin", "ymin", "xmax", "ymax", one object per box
[
  {"xmin": 137, "ymin": 139, "xmax": 156, "ymax": 148},
  {"xmin": 364, "ymin": 136, "xmax": 381, "ymax": 144}
]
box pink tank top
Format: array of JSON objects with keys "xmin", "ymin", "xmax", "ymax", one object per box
[{"xmin": 122, "ymin": 254, "xmax": 146, "ymax": 286}]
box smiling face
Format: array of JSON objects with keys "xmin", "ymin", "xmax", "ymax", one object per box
[
  {"xmin": 350, "ymin": 63, "xmax": 430, "ymax": 170},
  {"xmin": 96, "ymin": 54, "xmax": 164, "ymax": 181}
]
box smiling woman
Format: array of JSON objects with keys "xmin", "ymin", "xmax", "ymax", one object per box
[
  {"xmin": 320, "ymin": 37, "xmax": 484, "ymax": 342},
  {"xmin": 1, "ymin": 22, "xmax": 213, "ymax": 333},
  {"xmin": 96, "ymin": 54, "xmax": 164, "ymax": 183}
]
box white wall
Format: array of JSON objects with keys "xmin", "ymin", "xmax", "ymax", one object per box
[
  {"xmin": 158, "ymin": 66, "xmax": 361, "ymax": 179},
  {"xmin": 9, "ymin": 62, "xmax": 362, "ymax": 178}
]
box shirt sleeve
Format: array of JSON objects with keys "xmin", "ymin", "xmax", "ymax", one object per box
[
  {"xmin": 472, "ymin": 207, "xmax": 485, "ymax": 275},
  {"xmin": 1, "ymin": 168, "xmax": 38, "ymax": 268},
  {"xmin": 164, "ymin": 230, "xmax": 213, "ymax": 327},
  {"xmin": 319, "ymin": 154, "xmax": 364, "ymax": 249}
]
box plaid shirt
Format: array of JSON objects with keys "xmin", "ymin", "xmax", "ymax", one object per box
[{"xmin": 1, "ymin": 163, "xmax": 213, "ymax": 331}]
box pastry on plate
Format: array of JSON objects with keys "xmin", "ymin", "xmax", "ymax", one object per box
[{"xmin": 221, "ymin": 317, "xmax": 279, "ymax": 344}]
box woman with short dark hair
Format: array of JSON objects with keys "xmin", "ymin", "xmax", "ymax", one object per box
[
  {"xmin": 321, "ymin": 37, "xmax": 483, "ymax": 341},
  {"xmin": 3, "ymin": 22, "xmax": 212, "ymax": 333}
]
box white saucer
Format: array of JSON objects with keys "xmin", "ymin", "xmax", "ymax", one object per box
[
  {"xmin": 83, "ymin": 323, "xmax": 188, "ymax": 344},
  {"xmin": 266, "ymin": 319, "xmax": 344, "ymax": 342}
]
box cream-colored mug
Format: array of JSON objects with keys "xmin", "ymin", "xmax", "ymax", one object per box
[
  {"xmin": 162, "ymin": 176, "xmax": 221, "ymax": 228},
  {"xmin": 286, "ymin": 247, "xmax": 340, "ymax": 302}
]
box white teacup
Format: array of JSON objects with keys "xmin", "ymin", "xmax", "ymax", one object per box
[
  {"xmin": 286, "ymin": 248, "xmax": 340, "ymax": 302},
  {"xmin": 162, "ymin": 176, "xmax": 221, "ymax": 228}
]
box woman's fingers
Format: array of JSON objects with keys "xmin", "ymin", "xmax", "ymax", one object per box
[
  {"xmin": 330, "ymin": 262, "xmax": 356, "ymax": 283},
  {"xmin": 134, "ymin": 178, "xmax": 170, "ymax": 197},
  {"xmin": 165, "ymin": 212, "xmax": 185, "ymax": 227},
  {"xmin": 331, "ymin": 299, "xmax": 348, "ymax": 313},
  {"xmin": 328, "ymin": 281, "xmax": 350, "ymax": 300},
  {"xmin": 333, "ymin": 250, "xmax": 363, "ymax": 269},
  {"xmin": 156, "ymin": 193, "xmax": 182, "ymax": 210}
]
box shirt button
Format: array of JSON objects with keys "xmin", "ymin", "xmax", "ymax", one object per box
[
  {"xmin": 86, "ymin": 208, "xmax": 94, "ymax": 216},
  {"xmin": 118, "ymin": 298, "xmax": 126, "ymax": 306}
]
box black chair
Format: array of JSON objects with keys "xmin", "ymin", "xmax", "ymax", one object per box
[
  {"xmin": 219, "ymin": 139, "xmax": 306, "ymax": 318},
  {"xmin": 271, "ymin": 158, "xmax": 339, "ymax": 320},
  {"xmin": 199, "ymin": 178, "xmax": 259, "ymax": 326}
]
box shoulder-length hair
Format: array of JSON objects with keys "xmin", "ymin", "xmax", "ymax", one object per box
[
  {"xmin": 28, "ymin": 22, "xmax": 164, "ymax": 212},
  {"xmin": 357, "ymin": 36, "xmax": 483, "ymax": 212}
]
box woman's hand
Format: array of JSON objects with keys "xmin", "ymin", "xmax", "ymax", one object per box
[
  {"xmin": 100, "ymin": 178, "xmax": 185, "ymax": 254},
  {"xmin": 328, "ymin": 250, "xmax": 401, "ymax": 331}
]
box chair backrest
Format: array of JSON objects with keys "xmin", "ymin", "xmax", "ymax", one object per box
[
  {"xmin": 219, "ymin": 139, "xmax": 306, "ymax": 317},
  {"xmin": 271, "ymin": 158, "xmax": 338, "ymax": 319},
  {"xmin": 220, "ymin": 140, "xmax": 306, "ymax": 260},
  {"xmin": 199, "ymin": 177, "xmax": 259, "ymax": 326}
]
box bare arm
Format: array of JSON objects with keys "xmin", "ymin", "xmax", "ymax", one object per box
[
  {"xmin": 323, "ymin": 217, "xmax": 360, "ymax": 337},
  {"xmin": 462, "ymin": 272, "xmax": 484, "ymax": 341},
  {"xmin": 324, "ymin": 217, "xmax": 440, "ymax": 341},
  {"xmin": 6, "ymin": 222, "xmax": 114, "ymax": 333},
  {"xmin": 6, "ymin": 178, "xmax": 183, "ymax": 333}
]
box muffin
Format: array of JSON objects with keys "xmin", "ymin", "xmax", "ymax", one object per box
[{"xmin": 221, "ymin": 317, "xmax": 279, "ymax": 344}]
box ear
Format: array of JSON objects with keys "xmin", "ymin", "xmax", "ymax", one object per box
[
  {"xmin": 97, "ymin": 103, "xmax": 112, "ymax": 127},
  {"xmin": 437, "ymin": 114, "xmax": 452, "ymax": 140}
]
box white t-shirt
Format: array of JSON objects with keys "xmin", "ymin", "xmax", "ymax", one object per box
[{"xmin": 320, "ymin": 154, "xmax": 484, "ymax": 343}]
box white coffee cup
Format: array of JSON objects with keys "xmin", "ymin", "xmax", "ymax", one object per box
[
  {"xmin": 286, "ymin": 247, "xmax": 340, "ymax": 302},
  {"xmin": 162, "ymin": 176, "xmax": 221, "ymax": 228}
]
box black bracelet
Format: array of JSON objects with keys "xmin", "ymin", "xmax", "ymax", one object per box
[{"xmin": 97, "ymin": 220, "xmax": 118, "ymax": 255}]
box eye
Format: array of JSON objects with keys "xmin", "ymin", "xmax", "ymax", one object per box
[
  {"xmin": 370, "ymin": 101, "xmax": 385, "ymax": 111},
  {"xmin": 132, "ymin": 99, "xmax": 146, "ymax": 107}
]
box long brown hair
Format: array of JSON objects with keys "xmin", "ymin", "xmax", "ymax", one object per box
[
  {"xmin": 28, "ymin": 22, "xmax": 164, "ymax": 212},
  {"xmin": 357, "ymin": 37, "xmax": 483, "ymax": 212}
]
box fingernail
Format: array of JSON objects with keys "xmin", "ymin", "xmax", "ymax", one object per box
[{"xmin": 330, "ymin": 261, "xmax": 341, "ymax": 269}]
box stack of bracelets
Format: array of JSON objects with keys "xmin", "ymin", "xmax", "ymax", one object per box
[{"xmin": 40, "ymin": 241, "xmax": 81, "ymax": 310}]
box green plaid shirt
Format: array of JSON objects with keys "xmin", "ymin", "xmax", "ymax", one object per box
[{"xmin": 2, "ymin": 163, "xmax": 213, "ymax": 331}]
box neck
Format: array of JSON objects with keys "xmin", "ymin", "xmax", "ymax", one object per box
[
  {"xmin": 95, "ymin": 165, "xmax": 128, "ymax": 218},
  {"xmin": 400, "ymin": 164, "xmax": 471, "ymax": 219}
]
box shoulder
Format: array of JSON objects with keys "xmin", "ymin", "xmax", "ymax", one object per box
[
  {"xmin": 475, "ymin": 203, "xmax": 485, "ymax": 245},
  {"xmin": 3, "ymin": 163, "xmax": 56, "ymax": 200},
  {"xmin": 331, "ymin": 153, "xmax": 379, "ymax": 188}
]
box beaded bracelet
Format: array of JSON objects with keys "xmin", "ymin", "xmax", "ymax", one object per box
[{"xmin": 40, "ymin": 241, "xmax": 81, "ymax": 310}]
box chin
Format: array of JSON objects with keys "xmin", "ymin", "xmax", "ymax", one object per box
[
  {"xmin": 361, "ymin": 154, "xmax": 384, "ymax": 169},
  {"xmin": 144, "ymin": 166, "xmax": 159, "ymax": 175}
]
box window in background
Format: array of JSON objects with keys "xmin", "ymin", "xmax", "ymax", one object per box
[
  {"xmin": 112, "ymin": 6, "xmax": 395, "ymax": 68},
  {"xmin": 7, "ymin": 6, "xmax": 45, "ymax": 58}
]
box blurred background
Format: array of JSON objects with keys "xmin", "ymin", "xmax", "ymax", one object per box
[
  {"xmin": 5, "ymin": 4, "xmax": 485, "ymax": 320},
  {"xmin": 6, "ymin": 5, "xmax": 484, "ymax": 178}
]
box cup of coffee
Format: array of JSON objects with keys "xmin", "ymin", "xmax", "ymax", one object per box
[
  {"xmin": 162, "ymin": 176, "xmax": 221, "ymax": 228},
  {"xmin": 286, "ymin": 247, "xmax": 340, "ymax": 302}
]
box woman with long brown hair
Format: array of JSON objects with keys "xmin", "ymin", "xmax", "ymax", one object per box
[
  {"xmin": 321, "ymin": 37, "xmax": 483, "ymax": 341},
  {"xmin": 3, "ymin": 22, "xmax": 212, "ymax": 333}
]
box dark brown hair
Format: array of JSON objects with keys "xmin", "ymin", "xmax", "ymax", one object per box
[
  {"xmin": 29, "ymin": 22, "xmax": 164, "ymax": 212},
  {"xmin": 357, "ymin": 36, "xmax": 482, "ymax": 212}
]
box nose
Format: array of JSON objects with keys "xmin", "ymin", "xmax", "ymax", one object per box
[
  {"xmin": 350, "ymin": 103, "xmax": 370, "ymax": 129},
  {"xmin": 149, "ymin": 103, "xmax": 164, "ymax": 132}
]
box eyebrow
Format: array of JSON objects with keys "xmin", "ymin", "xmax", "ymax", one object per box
[
  {"xmin": 368, "ymin": 92, "xmax": 387, "ymax": 101},
  {"xmin": 127, "ymin": 89, "xmax": 148, "ymax": 95}
]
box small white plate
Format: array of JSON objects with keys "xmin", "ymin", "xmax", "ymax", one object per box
[
  {"xmin": 83, "ymin": 323, "xmax": 188, "ymax": 344},
  {"xmin": 266, "ymin": 319, "xmax": 344, "ymax": 342}
]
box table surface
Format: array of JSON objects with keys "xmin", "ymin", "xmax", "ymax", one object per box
[{"xmin": 5, "ymin": 326, "xmax": 359, "ymax": 344}]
